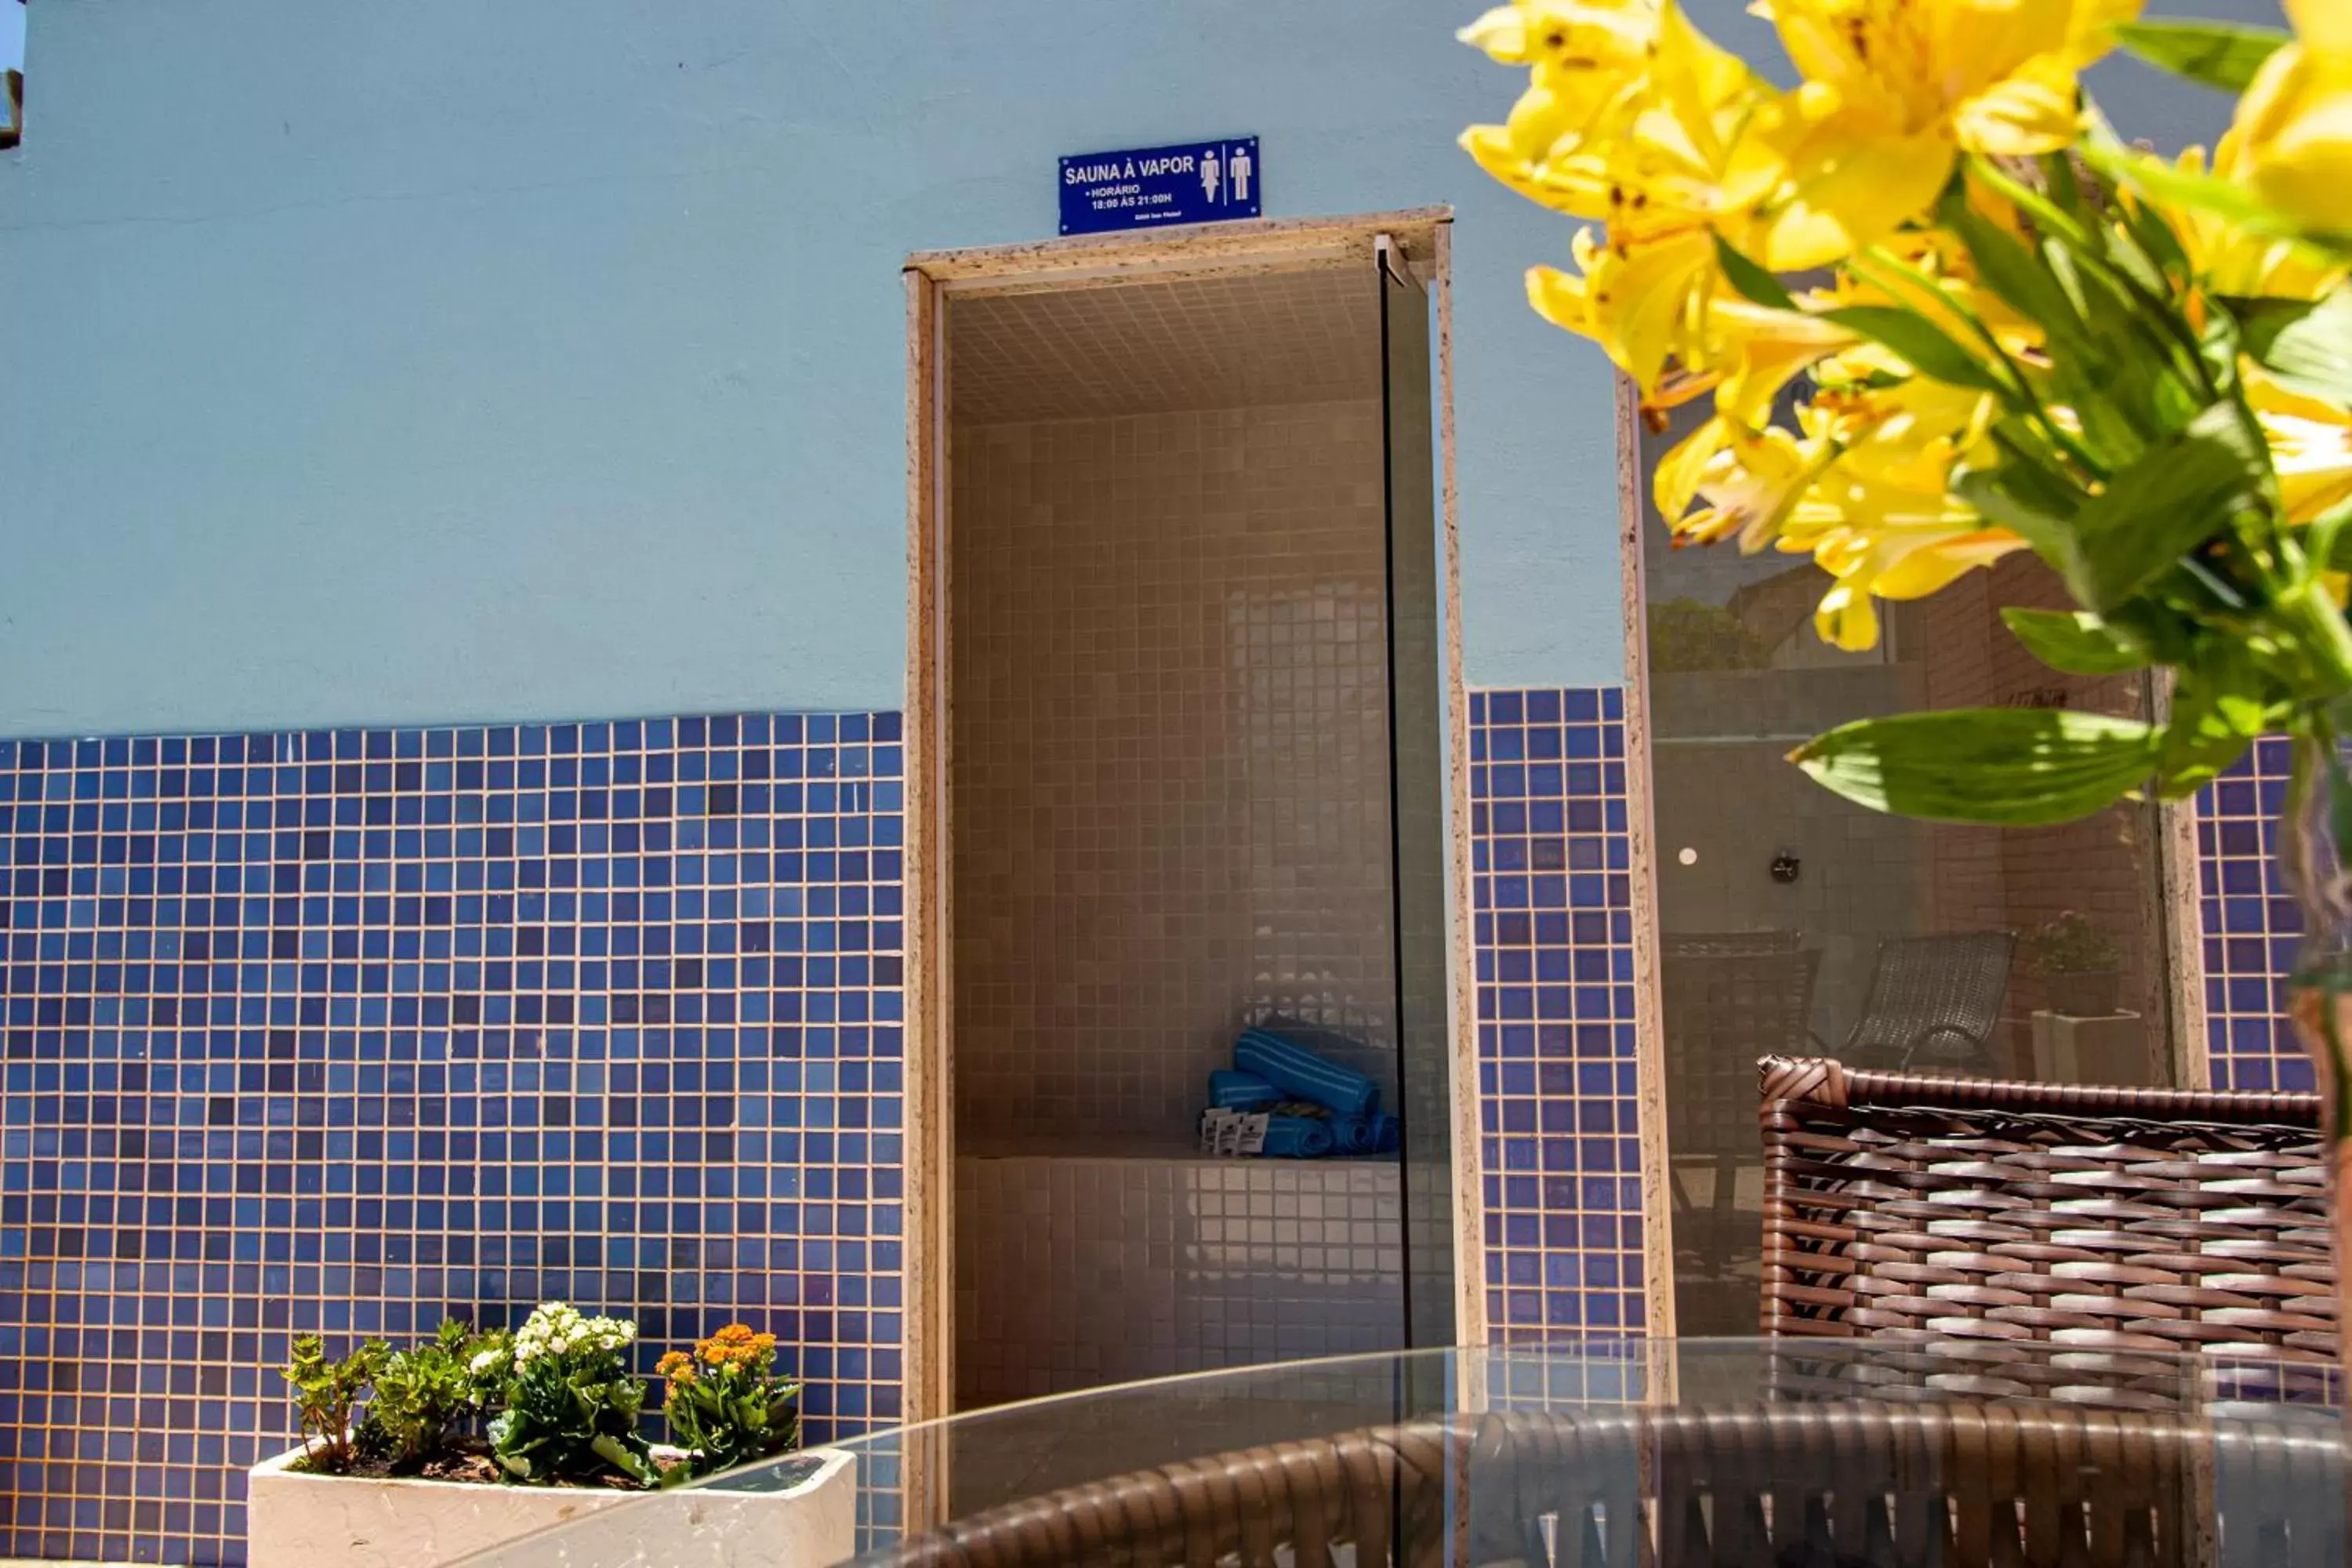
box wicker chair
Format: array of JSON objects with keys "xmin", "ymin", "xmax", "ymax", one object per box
[
  {"xmin": 1759, "ymin": 1054, "xmax": 2336, "ymax": 1378},
  {"xmin": 855, "ymin": 1402, "xmax": 2340, "ymax": 1567},
  {"xmin": 1840, "ymin": 931, "xmax": 2015, "ymax": 1073}
]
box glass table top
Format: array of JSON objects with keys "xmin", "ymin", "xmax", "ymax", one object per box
[{"xmin": 463, "ymin": 1339, "xmax": 2347, "ymax": 1566}]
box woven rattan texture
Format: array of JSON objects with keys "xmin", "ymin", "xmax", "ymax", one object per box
[
  {"xmin": 853, "ymin": 1403, "xmax": 2338, "ymax": 1568},
  {"xmin": 1759, "ymin": 1056, "xmax": 2335, "ymax": 1383}
]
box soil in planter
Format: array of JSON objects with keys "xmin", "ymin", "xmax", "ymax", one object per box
[
  {"xmin": 2046, "ymin": 969, "xmax": 2122, "ymax": 1018},
  {"xmin": 292, "ymin": 1437, "xmax": 683, "ymax": 1489}
]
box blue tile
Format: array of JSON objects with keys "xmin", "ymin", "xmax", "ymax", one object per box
[
  {"xmin": 0, "ymin": 711, "xmax": 906, "ymax": 1566},
  {"xmin": 2196, "ymin": 747, "xmax": 2314, "ymax": 1091},
  {"xmin": 1469, "ymin": 688, "xmax": 1644, "ymax": 1340}
]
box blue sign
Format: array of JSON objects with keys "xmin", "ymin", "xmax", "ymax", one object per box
[{"xmin": 1059, "ymin": 137, "xmax": 1261, "ymax": 235}]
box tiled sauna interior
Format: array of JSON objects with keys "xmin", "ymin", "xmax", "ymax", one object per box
[
  {"xmin": 945, "ymin": 268, "xmax": 1417, "ymax": 1408},
  {"xmin": 948, "ymin": 405, "xmax": 1396, "ymax": 1142},
  {"xmin": 954, "ymin": 1156, "xmax": 1402, "ymax": 1400}
]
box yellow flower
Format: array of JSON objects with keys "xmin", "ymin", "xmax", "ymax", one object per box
[
  {"xmin": 1529, "ymin": 227, "xmax": 1719, "ymax": 391},
  {"xmin": 1471, "ymin": 0, "xmax": 1824, "ymax": 390},
  {"xmin": 1776, "ymin": 374, "xmax": 2025, "ymax": 650},
  {"xmin": 1658, "ymin": 421, "xmax": 1831, "ymax": 550},
  {"xmin": 1461, "ymin": 0, "xmax": 1763, "ymax": 230},
  {"xmin": 2230, "ymin": 0, "xmax": 2352, "ymax": 237},
  {"xmin": 1797, "ymin": 513, "xmax": 2031, "ymax": 650},
  {"xmin": 1744, "ymin": 0, "xmax": 2138, "ymax": 266},
  {"xmin": 1799, "ymin": 521, "xmax": 2031, "ymax": 650},
  {"xmin": 2252, "ymin": 368, "xmax": 2352, "ymax": 524},
  {"xmin": 1747, "ymin": 88, "xmax": 1960, "ymax": 270},
  {"xmin": 1760, "ymin": 0, "xmax": 2132, "ymax": 154},
  {"xmin": 1526, "ymin": 218, "xmax": 1864, "ymax": 405},
  {"xmin": 2158, "ymin": 143, "xmax": 2348, "ymax": 302},
  {"xmin": 1458, "ymin": 0, "xmax": 1662, "ymax": 176}
]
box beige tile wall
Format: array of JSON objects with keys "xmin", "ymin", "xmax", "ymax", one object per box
[
  {"xmin": 953, "ymin": 1154, "xmax": 1406, "ymax": 1410},
  {"xmin": 949, "ymin": 399, "xmax": 1398, "ymax": 1146},
  {"xmin": 946, "ymin": 390, "xmax": 1413, "ymax": 1403}
]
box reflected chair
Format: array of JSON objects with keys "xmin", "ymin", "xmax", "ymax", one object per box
[
  {"xmin": 1660, "ymin": 932, "xmax": 1819, "ymax": 1317},
  {"xmin": 855, "ymin": 1399, "xmax": 2337, "ymax": 1568},
  {"xmin": 1838, "ymin": 930, "xmax": 2014, "ymax": 1075},
  {"xmin": 1757, "ymin": 1054, "xmax": 2334, "ymax": 1377}
]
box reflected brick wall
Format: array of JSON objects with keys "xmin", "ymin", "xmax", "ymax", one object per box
[{"xmin": 1916, "ymin": 559, "xmax": 2165, "ymax": 1075}]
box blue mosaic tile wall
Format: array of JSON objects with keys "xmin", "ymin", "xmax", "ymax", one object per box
[
  {"xmin": 0, "ymin": 715, "xmax": 907, "ymax": 1565},
  {"xmin": 1467, "ymin": 688, "xmax": 1648, "ymax": 1338},
  {"xmin": 0, "ymin": 688, "xmax": 2307, "ymax": 1562},
  {"xmin": 2195, "ymin": 739, "xmax": 2314, "ymax": 1093}
]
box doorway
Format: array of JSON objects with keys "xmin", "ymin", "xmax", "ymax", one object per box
[{"xmin": 902, "ymin": 213, "xmax": 1472, "ymax": 1446}]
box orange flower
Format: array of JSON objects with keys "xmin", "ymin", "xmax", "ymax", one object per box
[
  {"xmin": 694, "ymin": 1323, "xmax": 778, "ymax": 1371},
  {"xmin": 656, "ymin": 1350, "xmax": 696, "ymax": 1383}
]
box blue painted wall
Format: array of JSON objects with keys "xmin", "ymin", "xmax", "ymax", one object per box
[
  {"xmin": 0, "ymin": 0, "xmax": 2287, "ymax": 738},
  {"xmin": 0, "ymin": 0, "xmax": 1611, "ymax": 735}
]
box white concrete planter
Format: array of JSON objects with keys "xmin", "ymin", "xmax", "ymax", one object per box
[{"xmin": 246, "ymin": 1443, "xmax": 856, "ymax": 1568}]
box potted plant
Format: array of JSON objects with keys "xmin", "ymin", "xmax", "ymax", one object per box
[
  {"xmin": 1458, "ymin": 0, "xmax": 2352, "ymax": 1379},
  {"xmin": 246, "ymin": 1303, "xmax": 855, "ymax": 1568},
  {"xmin": 2022, "ymin": 911, "xmax": 2125, "ymax": 1016}
]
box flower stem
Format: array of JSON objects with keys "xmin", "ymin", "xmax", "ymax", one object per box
[
  {"xmin": 1849, "ymin": 242, "xmax": 2104, "ymax": 480},
  {"xmin": 1965, "ymin": 152, "xmax": 2217, "ymax": 396},
  {"xmin": 2278, "ymin": 581, "xmax": 2352, "ymax": 699}
]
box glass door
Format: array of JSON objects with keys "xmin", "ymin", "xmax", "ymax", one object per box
[
  {"xmin": 1633, "ymin": 397, "xmax": 2184, "ymax": 1336},
  {"xmin": 1377, "ymin": 234, "xmax": 1457, "ymax": 1352}
]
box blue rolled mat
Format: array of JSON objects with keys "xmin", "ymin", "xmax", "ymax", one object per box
[
  {"xmin": 1208, "ymin": 1069, "xmax": 1280, "ymax": 1110},
  {"xmin": 1372, "ymin": 1114, "xmax": 1401, "ymax": 1154},
  {"xmin": 1333, "ymin": 1114, "xmax": 1379, "ymax": 1156},
  {"xmin": 1260, "ymin": 1113, "xmax": 1335, "ymax": 1160},
  {"xmin": 1234, "ymin": 1028, "xmax": 1379, "ymax": 1118}
]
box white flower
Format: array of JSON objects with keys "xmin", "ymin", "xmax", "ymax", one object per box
[
  {"xmin": 469, "ymin": 1346, "xmax": 508, "ymax": 1376},
  {"xmin": 508, "ymin": 1301, "xmax": 638, "ymax": 1365}
]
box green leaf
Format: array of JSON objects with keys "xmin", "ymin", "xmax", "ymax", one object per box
[
  {"xmin": 590, "ymin": 1432, "xmax": 654, "ymax": 1484},
  {"xmin": 1940, "ymin": 187, "xmax": 2082, "ymax": 350},
  {"xmin": 1954, "ymin": 423, "xmax": 2085, "ymax": 557},
  {"xmin": 1711, "ymin": 233, "xmax": 1797, "ymax": 312},
  {"xmin": 2112, "ymin": 19, "xmax": 2291, "ymax": 94},
  {"xmin": 2080, "ymin": 134, "xmax": 2306, "ymax": 241},
  {"xmin": 2001, "ymin": 608, "xmax": 2150, "ymax": 676},
  {"xmin": 2057, "ymin": 401, "xmax": 2268, "ymax": 611},
  {"xmin": 1792, "ymin": 709, "xmax": 2160, "ymax": 826},
  {"xmin": 2308, "ymin": 495, "xmax": 2352, "ymax": 573},
  {"xmin": 2043, "ymin": 151, "xmax": 2092, "ymax": 223},
  {"xmin": 2229, "ymin": 288, "xmax": 2352, "ymax": 405},
  {"xmin": 1822, "ymin": 304, "xmax": 2008, "ymax": 394},
  {"xmin": 2151, "ymin": 660, "xmax": 2278, "ymax": 795},
  {"xmin": 2118, "ymin": 178, "xmax": 2194, "ymax": 282}
]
